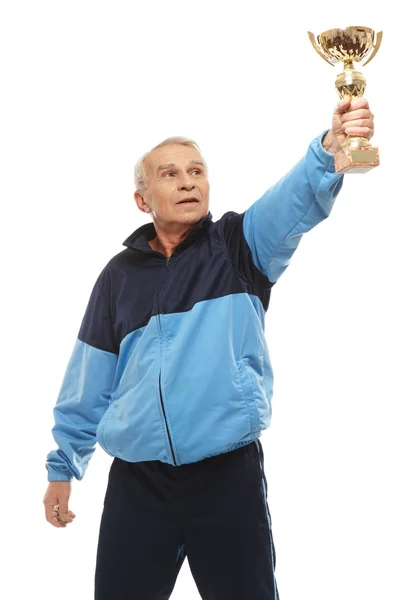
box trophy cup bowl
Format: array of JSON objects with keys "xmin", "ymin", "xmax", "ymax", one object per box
[
  {"xmin": 308, "ymin": 26, "xmax": 382, "ymax": 173},
  {"xmin": 317, "ymin": 26, "xmax": 377, "ymax": 65}
]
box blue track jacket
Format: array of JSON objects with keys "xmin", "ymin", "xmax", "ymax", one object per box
[{"xmin": 45, "ymin": 131, "xmax": 344, "ymax": 482}]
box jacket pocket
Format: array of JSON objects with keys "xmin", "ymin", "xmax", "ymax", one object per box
[
  {"xmin": 237, "ymin": 359, "xmax": 260, "ymax": 435},
  {"xmin": 96, "ymin": 402, "xmax": 115, "ymax": 455}
]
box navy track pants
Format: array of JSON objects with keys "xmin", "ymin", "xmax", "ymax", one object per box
[{"xmin": 94, "ymin": 439, "xmax": 280, "ymax": 599}]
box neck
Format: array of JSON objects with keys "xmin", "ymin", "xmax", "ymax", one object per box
[
  {"xmin": 152, "ymin": 226, "xmax": 192, "ymax": 257},
  {"xmin": 150, "ymin": 212, "xmax": 209, "ymax": 257},
  {"xmin": 153, "ymin": 235, "xmax": 181, "ymax": 258}
]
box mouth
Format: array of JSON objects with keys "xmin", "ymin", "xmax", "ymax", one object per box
[{"xmin": 177, "ymin": 197, "xmax": 199, "ymax": 205}]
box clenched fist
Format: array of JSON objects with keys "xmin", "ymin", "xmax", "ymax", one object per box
[
  {"xmin": 43, "ymin": 481, "xmax": 76, "ymax": 528},
  {"xmin": 323, "ymin": 97, "xmax": 375, "ymax": 154}
]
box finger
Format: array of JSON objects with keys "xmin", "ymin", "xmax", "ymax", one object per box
[
  {"xmin": 342, "ymin": 109, "xmax": 373, "ymax": 124},
  {"xmin": 344, "ymin": 126, "xmax": 373, "ymax": 138},
  {"xmin": 44, "ymin": 504, "xmax": 63, "ymax": 528},
  {"xmin": 61, "ymin": 510, "xmax": 75, "ymax": 522},
  {"xmin": 58, "ymin": 502, "xmax": 69, "ymax": 522},
  {"xmin": 53, "ymin": 509, "xmax": 70, "ymax": 526},
  {"xmin": 336, "ymin": 97, "xmax": 352, "ymax": 113},
  {"xmin": 349, "ymin": 97, "xmax": 369, "ymax": 111},
  {"xmin": 59, "ymin": 514, "xmax": 73, "ymax": 523},
  {"xmin": 342, "ymin": 118, "xmax": 374, "ymax": 130},
  {"xmin": 44, "ymin": 502, "xmax": 73, "ymax": 525},
  {"xmin": 44, "ymin": 502, "xmax": 58, "ymax": 522},
  {"xmin": 60, "ymin": 514, "xmax": 74, "ymax": 523}
]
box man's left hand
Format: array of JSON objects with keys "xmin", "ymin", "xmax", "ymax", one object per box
[{"xmin": 322, "ymin": 97, "xmax": 375, "ymax": 155}]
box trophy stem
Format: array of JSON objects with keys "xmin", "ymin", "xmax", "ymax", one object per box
[
  {"xmin": 334, "ymin": 59, "xmax": 373, "ymax": 152},
  {"xmin": 335, "ymin": 61, "xmax": 367, "ymax": 100}
]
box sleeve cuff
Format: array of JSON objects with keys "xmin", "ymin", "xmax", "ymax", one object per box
[
  {"xmin": 312, "ymin": 129, "xmax": 341, "ymax": 174},
  {"xmin": 47, "ymin": 471, "xmax": 73, "ymax": 482}
]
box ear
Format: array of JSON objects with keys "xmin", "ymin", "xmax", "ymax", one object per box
[{"xmin": 134, "ymin": 190, "xmax": 152, "ymax": 214}]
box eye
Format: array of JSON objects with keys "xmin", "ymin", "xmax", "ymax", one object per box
[{"xmin": 163, "ymin": 172, "xmax": 175, "ymax": 177}]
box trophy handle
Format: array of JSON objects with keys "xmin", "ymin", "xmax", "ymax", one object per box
[
  {"xmin": 362, "ymin": 31, "xmax": 383, "ymax": 66},
  {"xmin": 308, "ymin": 31, "xmax": 336, "ymax": 66}
]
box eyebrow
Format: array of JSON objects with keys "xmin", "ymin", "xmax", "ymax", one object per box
[{"xmin": 156, "ymin": 160, "xmax": 205, "ymax": 174}]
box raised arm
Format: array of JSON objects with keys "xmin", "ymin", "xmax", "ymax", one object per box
[
  {"xmin": 242, "ymin": 129, "xmax": 344, "ymax": 283},
  {"xmin": 222, "ymin": 97, "xmax": 374, "ymax": 285}
]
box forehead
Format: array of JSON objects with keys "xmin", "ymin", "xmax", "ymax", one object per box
[{"xmin": 146, "ymin": 144, "xmax": 203, "ymax": 175}]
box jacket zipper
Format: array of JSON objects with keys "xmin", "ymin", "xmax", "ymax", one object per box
[
  {"xmin": 159, "ymin": 371, "xmax": 177, "ymax": 465},
  {"xmin": 157, "ymin": 256, "xmax": 177, "ymax": 465}
]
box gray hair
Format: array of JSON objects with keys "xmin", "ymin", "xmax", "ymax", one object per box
[{"xmin": 134, "ymin": 136, "xmax": 207, "ymax": 191}]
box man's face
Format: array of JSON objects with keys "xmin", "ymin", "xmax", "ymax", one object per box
[{"xmin": 135, "ymin": 144, "xmax": 210, "ymax": 229}]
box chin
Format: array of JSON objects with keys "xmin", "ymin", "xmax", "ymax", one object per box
[{"xmin": 178, "ymin": 205, "xmax": 207, "ymax": 216}]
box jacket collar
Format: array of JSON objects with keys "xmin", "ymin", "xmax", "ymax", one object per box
[{"xmin": 122, "ymin": 211, "xmax": 213, "ymax": 254}]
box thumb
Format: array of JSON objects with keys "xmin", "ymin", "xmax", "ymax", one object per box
[
  {"xmin": 336, "ymin": 97, "xmax": 351, "ymax": 114},
  {"xmin": 58, "ymin": 500, "xmax": 69, "ymax": 522}
]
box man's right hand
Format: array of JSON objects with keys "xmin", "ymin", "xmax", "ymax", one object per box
[{"xmin": 43, "ymin": 481, "xmax": 76, "ymax": 528}]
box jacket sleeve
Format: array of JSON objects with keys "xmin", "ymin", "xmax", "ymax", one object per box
[
  {"xmin": 222, "ymin": 130, "xmax": 345, "ymax": 285},
  {"xmin": 242, "ymin": 130, "xmax": 344, "ymax": 282},
  {"xmin": 45, "ymin": 266, "xmax": 118, "ymax": 482}
]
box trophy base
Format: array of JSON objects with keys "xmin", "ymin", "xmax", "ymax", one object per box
[{"xmin": 334, "ymin": 146, "xmax": 380, "ymax": 174}]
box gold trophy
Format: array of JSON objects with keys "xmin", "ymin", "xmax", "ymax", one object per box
[{"xmin": 308, "ymin": 26, "xmax": 382, "ymax": 173}]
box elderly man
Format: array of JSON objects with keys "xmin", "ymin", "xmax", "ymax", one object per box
[{"xmin": 43, "ymin": 97, "xmax": 374, "ymax": 599}]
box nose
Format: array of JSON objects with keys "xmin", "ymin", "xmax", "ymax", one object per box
[{"xmin": 178, "ymin": 172, "xmax": 195, "ymax": 190}]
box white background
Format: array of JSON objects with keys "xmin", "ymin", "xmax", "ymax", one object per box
[{"xmin": 1, "ymin": 1, "xmax": 398, "ymax": 599}]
